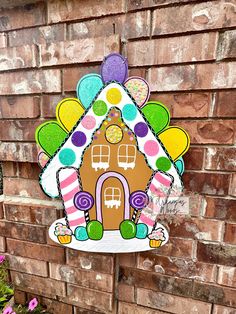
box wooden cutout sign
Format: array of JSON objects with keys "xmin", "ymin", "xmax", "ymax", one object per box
[{"xmin": 35, "ymin": 53, "xmax": 190, "ymax": 253}]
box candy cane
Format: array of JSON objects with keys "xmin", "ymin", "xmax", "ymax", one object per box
[
  {"xmin": 138, "ymin": 172, "xmax": 173, "ymax": 233},
  {"xmin": 58, "ymin": 167, "xmax": 87, "ymax": 229}
]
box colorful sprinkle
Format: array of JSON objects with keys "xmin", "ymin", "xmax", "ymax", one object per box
[
  {"xmin": 122, "ymin": 104, "xmax": 137, "ymax": 121},
  {"xmin": 59, "ymin": 148, "xmax": 76, "ymax": 166},
  {"xmin": 144, "ymin": 140, "xmax": 159, "ymax": 156},
  {"xmin": 155, "ymin": 156, "xmax": 171, "ymax": 171},
  {"xmin": 71, "ymin": 131, "xmax": 86, "ymax": 147},
  {"xmin": 81, "ymin": 115, "xmax": 96, "ymax": 130},
  {"xmin": 106, "ymin": 88, "xmax": 122, "ymax": 104},
  {"xmin": 93, "ymin": 100, "xmax": 107, "ymax": 116},
  {"xmin": 134, "ymin": 122, "xmax": 148, "ymax": 137},
  {"xmin": 130, "ymin": 137, "xmax": 134, "ymax": 141}
]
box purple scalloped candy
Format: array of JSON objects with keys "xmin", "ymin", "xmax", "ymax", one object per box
[{"xmin": 101, "ymin": 53, "xmax": 128, "ymax": 84}]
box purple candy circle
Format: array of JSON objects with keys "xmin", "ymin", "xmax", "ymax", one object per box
[
  {"xmin": 74, "ymin": 191, "xmax": 94, "ymax": 211},
  {"xmin": 101, "ymin": 53, "xmax": 128, "ymax": 84},
  {"xmin": 129, "ymin": 190, "xmax": 149, "ymax": 209},
  {"xmin": 134, "ymin": 122, "xmax": 148, "ymax": 137},
  {"xmin": 71, "ymin": 131, "xmax": 86, "ymax": 147}
]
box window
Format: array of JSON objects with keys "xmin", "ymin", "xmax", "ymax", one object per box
[
  {"xmin": 91, "ymin": 145, "xmax": 110, "ymax": 171},
  {"xmin": 104, "ymin": 187, "xmax": 121, "ymax": 209},
  {"xmin": 118, "ymin": 145, "xmax": 136, "ymax": 170}
]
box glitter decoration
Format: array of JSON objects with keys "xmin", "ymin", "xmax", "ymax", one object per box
[{"xmin": 105, "ymin": 124, "xmax": 123, "ymax": 144}]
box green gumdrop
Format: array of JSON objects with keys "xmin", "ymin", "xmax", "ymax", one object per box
[
  {"xmin": 74, "ymin": 226, "xmax": 89, "ymax": 241},
  {"xmin": 142, "ymin": 101, "xmax": 170, "ymax": 134},
  {"xmin": 87, "ymin": 220, "xmax": 104, "ymax": 240},
  {"xmin": 120, "ymin": 220, "xmax": 137, "ymax": 239},
  {"xmin": 136, "ymin": 223, "xmax": 148, "ymax": 239},
  {"xmin": 35, "ymin": 121, "xmax": 68, "ymax": 157}
]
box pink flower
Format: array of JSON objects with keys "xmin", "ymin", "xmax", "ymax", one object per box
[
  {"xmin": 0, "ymin": 255, "xmax": 5, "ymax": 264},
  {"xmin": 3, "ymin": 306, "xmax": 13, "ymax": 314},
  {"xmin": 28, "ymin": 298, "xmax": 38, "ymax": 311}
]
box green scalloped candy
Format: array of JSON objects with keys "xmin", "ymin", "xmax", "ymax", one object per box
[
  {"xmin": 35, "ymin": 121, "xmax": 67, "ymax": 157},
  {"xmin": 141, "ymin": 101, "xmax": 170, "ymax": 134}
]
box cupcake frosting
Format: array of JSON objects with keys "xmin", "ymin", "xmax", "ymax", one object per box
[
  {"xmin": 54, "ymin": 223, "xmax": 72, "ymax": 236},
  {"xmin": 148, "ymin": 228, "xmax": 166, "ymax": 241}
]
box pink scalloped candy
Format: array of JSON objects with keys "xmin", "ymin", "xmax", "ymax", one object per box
[
  {"xmin": 38, "ymin": 151, "xmax": 49, "ymax": 169},
  {"xmin": 124, "ymin": 76, "xmax": 150, "ymax": 108}
]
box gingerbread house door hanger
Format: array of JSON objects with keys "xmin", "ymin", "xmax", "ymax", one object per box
[{"xmin": 35, "ymin": 53, "xmax": 190, "ymax": 253}]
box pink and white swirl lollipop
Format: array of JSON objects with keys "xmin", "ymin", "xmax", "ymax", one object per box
[{"xmin": 74, "ymin": 191, "xmax": 94, "ymax": 211}]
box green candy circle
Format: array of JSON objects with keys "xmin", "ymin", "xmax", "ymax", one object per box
[
  {"xmin": 119, "ymin": 220, "xmax": 136, "ymax": 239},
  {"xmin": 93, "ymin": 100, "xmax": 108, "ymax": 116},
  {"xmin": 87, "ymin": 220, "xmax": 103, "ymax": 240},
  {"xmin": 59, "ymin": 148, "xmax": 76, "ymax": 166},
  {"xmin": 155, "ymin": 156, "xmax": 171, "ymax": 171}
]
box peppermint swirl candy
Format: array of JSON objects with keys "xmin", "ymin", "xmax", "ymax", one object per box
[
  {"xmin": 129, "ymin": 190, "xmax": 149, "ymax": 209},
  {"xmin": 74, "ymin": 191, "xmax": 94, "ymax": 211}
]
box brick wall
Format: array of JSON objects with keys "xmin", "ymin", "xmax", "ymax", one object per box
[{"xmin": 0, "ymin": 0, "xmax": 235, "ymax": 313}]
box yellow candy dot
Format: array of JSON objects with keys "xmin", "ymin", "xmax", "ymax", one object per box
[
  {"xmin": 105, "ymin": 125, "xmax": 123, "ymax": 144},
  {"xmin": 106, "ymin": 88, "xmax": 122, "ymax": 105}
]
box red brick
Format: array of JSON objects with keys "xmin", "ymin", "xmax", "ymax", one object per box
[
  {"xmin": 150, "ymin": 237, "xmax": 194, "ymax": 258},
  {"xmin": 203, "ymin": 197, "xmax": 236, "ymax": 222},
  {"xmin": 169, "ymin": 218, "xmax": 224, "ymax": 241},
  {"xmin": 183, "ymin": 172, "xmax": 230, "ymax": 196},
  {"xmin": 215, "ymin": 91, "xmax": 236, "ymax": 118},
  {"xmin": 193, "ymin": 281, "xmax": 236, "ymax": 307},
  {"xmin": 129, "ymin": 67, "xmax": 147, "ymax": 79},
  {"xmin": 14, "ymin": 289, "xmax": 27, "ymax": 305},
  {"xmin": 224, "ymin": 223, "xmax": 236, "ymax": 245},
  {"xmin": 218, "ymin": 266, "xmax": 236, "ymax": 288},
  {"xmin": 118, "ymin": 283, "xmax": 135, "ymax": 303},
  {"xmin": 39, "ymin": 297, "xmax": 73, "ymax": 314},
  {"xmin": 0, "ymin": 142, "xmax": 38, "ymax": 162},
  {"xmin": 0, "ymin": 69, "xmax": 61, "ymax": 95},
  {"xmin": 0, "ymin": 236, "xmax": 6, "ymax": 252},
  {"xmin": 8, "ymin": 24, "xmax": 65, "ymax": 47},
  {"xmin": 60, "ymin": 284, "xmax": 113, "ymax": 312},
  {"xmin": 2, "ymin": 161, "xmax": 18, "ymax": 177},
  {"xmin": 49, "ymin": 263, "xmax": 113, "ymax": 292},
  {"xmin": 7, "ymin": 238, "xmax": 65, "ymax": 263},
  {"xmin": 229, "ymin": 174, "xmax": 236, "ymax": 197},
  {"xmin": 67, "ymin": 249, "xmax": 114, "ymax": 274},
  {"xmin": 213, "ymin": 304, "xmax": 236, "ymax": 314},
  {"xmin": 197, "ymin": 242, "xmax": 236, "ymax": 266},
  {"xmin": 0, "ymin": 32, "xmax": 7, "ymax": 48},
  {"xmin": 127, "ymin": 0, "xmax": 196, "ymax": 11},
  {"xmin": 137, "ymin": 253, "xmax": 216, "ymax": 283},
  {"xmin": 152, "ymin": 1, "xmax": 236, "ymax": 36},
  {"xmin": 7, "ymin": 254, "xmax": 48, "ymax": 277},
  {"xmin": 3, "ymin": 177, "xmax": 49, "ymax": 200},
  {"xmin": 11, "ymin": 271, "xmax": 66, "ymax": 298},
  {"xmin": 4, "ymin": 202, "xmax": 58, "ymax": 226},
  {"xmin": 205, "ymin": 147, "xmax": 236, "ymax": 171},
  {"xmin": 0, "ymin": 96, "xmax": 40, "ymax": 118},
  {"xmin": 68, "ymin": 11, "xmax": 150, "ymax": 41},
  {"xmin": 148, "ymin": 62, "xmax": 236, "ymax": 92},
  {"xmin": 39, "ymin": 35, "xmax": 120, "ymax": 67},
  {"xmin": 136, "ymin": 287, "xmax": 212, "ymax": 313},
  {"xmin": 218, "ymin": 30, "xmax": 236, "ymax": 60},
  {"xmin": 184, "ymin": 147, "xmax": 204, "ymax": 170},
  {"xmin": 0, "ymin": 120, "xmax": 43, "ymax": 141},
  {"xmin": 0, "ymin": 45, "xmax": 37, "ymax": 71},
  {"xmin": 153, "ymin": 92, "xmax": 211, "ymax": 118},
  {"xmin": 63, "ymin": 66, "xmax": 100, "ymax": 92},
  {"xmin": 17, "ymin": 162, "xmax": 40, "ymax": 180},
  {"xmin": 118, "ymin": 301, "xmax": 166, "ymax": 314},
  {"xmin": 48, "ymin": 0, "xmax": 125, "ymax": 23},
  {"xmin": 119, "ymin": 253, "xmax": 136, "ymax": 268},
  {"xmin": 175, "ymin": 119, "xmax": 235, "ymax": 144},
  {"xmin": 41, "ymin": 94, "xmax": 63, "ymax": 118},
  {"xmin": 128, "ymin": 33, "xmax": 217, "ymax": 66},
  {"xmin": 0, "ymin": 220, "xmax": 46, "ymax": 243},
  {"xmin": 120, "ymin": 267, "xmax": 193, "ymax": 298},
  {"xmin": 0, "ymin": 2, "xmax": 46, "ymax": 31}
]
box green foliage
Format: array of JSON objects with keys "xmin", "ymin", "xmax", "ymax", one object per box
[
  {"xmin": 13, "ymin": 304, "xmax": 48, "ymax": 314},
  {"xmin": 0, "ymin": 260, "xmax": 14, "ymax": 311}
]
